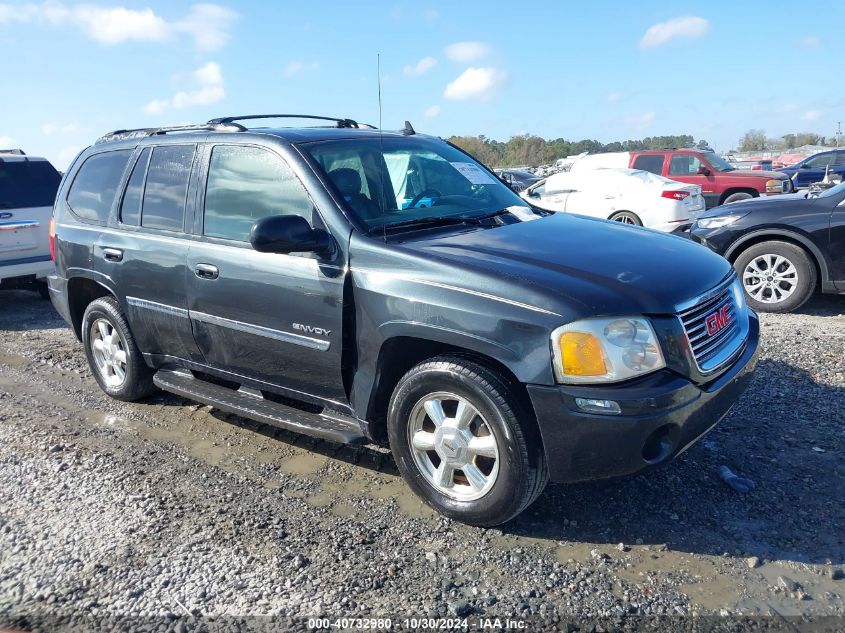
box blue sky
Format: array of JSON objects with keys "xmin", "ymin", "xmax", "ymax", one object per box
[{"xmin": 1, "ymin": 1, "xmax": 842, "ymax": 169}]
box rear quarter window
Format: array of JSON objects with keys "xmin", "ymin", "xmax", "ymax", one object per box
[
  {"xmin": 66, "ymin": 150, "xmax": 132, "ymax": 223},
  {"xmin": 0, "ymin": 160, "xmax": 61, "ymax": 210},
  {"xmin": 632, "ymin": 155, "xmax": 664, "ymax": 175}
]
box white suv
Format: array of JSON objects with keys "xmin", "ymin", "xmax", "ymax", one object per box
[{"xmin": 0, "ymin": 149, "xmax": 61, "ymax": 295}]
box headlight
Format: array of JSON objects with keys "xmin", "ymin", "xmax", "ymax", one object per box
[
  {"xmin": 729, "ymin": 277, "xmax": 747, "ymax": 314},
  {"xmin": 696, "ymin": 213, "xmax": 746, "ymax": 229},
  {"xmin": 766, "ymin": 179, "xmax": 785, "ymax": 193},
  {"xmin": 551, "ymin": 317, "xmax": 666, "ymax": 384}
]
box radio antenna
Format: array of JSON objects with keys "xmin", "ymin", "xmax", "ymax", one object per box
[{"xmin": 377, "ymin": 53, "xmax": 388, "ymax": 241}]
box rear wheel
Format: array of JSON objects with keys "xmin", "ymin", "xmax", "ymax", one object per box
[
  {"xmin": 723, "ymin": 192, "xmax": 753, "ymax": 204},
  {"xmin": 387, "ymin": 356, "xmax": 547, "ymax": 526},
  {"xmin": 82, "ymin": 296, "xmax": 156, "ymax": 401},
  {"xmin": 733, "ymin": 241, "xmax": 816, "ymax": 313},
  {"xmin": 609, "ymin": 211, "xmax": 642, "ymax": 226}
]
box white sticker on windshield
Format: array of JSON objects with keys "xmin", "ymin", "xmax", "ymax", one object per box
[{"xmin": 450, "ymin": 162, "xmax": 497, "ymax": 185}]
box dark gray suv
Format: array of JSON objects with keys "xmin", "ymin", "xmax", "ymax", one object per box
[{"xmin": 50, "ymin": 115, "xmax": 760, "ymax": 526}]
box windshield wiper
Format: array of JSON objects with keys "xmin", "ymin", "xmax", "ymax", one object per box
[{"xmin": 367, "ymin": 208, "xmax": 513, "ymax": 236}]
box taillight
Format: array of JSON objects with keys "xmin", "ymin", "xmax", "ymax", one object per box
[
  {"xmin": 662, "ymin": 190, "xmax": 691, "ymax": 201},
  {"xmin": 49, "ymin": 216, "xmax": 56, "ymax": 261}
]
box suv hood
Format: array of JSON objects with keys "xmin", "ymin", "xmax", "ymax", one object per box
[
  {"xmin": 403, "ymin": 213, "xmax": 732, "ymax": 317},
  {"xmin": 725, "ymin": 168, "xmax": 787, "ymax": 180}
]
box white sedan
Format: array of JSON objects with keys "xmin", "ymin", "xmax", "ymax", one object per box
[{"xmin": 522, "ymin": 168, "xmax": 705, "ymax": 232}]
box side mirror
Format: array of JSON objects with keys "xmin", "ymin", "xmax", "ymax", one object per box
[
  {"xmin": 697, "ymin": 166, "xmax": 712, "ymax": 176},
  {"xmin": 250, "ymin": 215, "xmax": 331, "ymax": 255}
]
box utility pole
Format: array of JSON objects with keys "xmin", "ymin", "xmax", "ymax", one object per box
[{"xmin": 837, "ymin": 122, "xmax": 842, "ymax": 148}]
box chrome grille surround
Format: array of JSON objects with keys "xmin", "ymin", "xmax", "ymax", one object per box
[{"xmin": 677, "ymin": 274, "xmax": 749, "ymax": 375}]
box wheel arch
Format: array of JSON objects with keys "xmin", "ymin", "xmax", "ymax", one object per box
[
  {"xmin": 363, "ymin": 335, "xmax": 535, "ymax": 445},
  {"xmin": 724, "ymin": 229, "xmax": 830, "ymax": 285},
  {"xmin": 719, "ymin": 188, "xmax": 759, "ymax": 205},
  {"xmin": 67, "ymin": 275, "xmax": 116, "ymax": 340}
]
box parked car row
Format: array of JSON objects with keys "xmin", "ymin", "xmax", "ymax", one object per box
[{"xmin": 521, "ymin": 168, "xmax": 705, "ymax": 233}]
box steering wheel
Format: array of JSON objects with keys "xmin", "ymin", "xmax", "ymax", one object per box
[{"xmin": 408, "ymin": 188, "xmax": 442, "ymax": 208}]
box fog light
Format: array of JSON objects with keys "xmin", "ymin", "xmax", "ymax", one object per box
[{"xmin": 575, "ymin": 398, "xmax": 621, "ymax": 415}]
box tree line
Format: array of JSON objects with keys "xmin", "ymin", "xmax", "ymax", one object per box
[
  {"xmin": 736, "ymin": 129, "xmax": 839, "ymax": 153},
  {"xmin": 448, "ymin": 134, "xmax": 710, "ymax": 167}
]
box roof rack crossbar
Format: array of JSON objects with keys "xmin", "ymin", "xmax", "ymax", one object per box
[
  {"xmin": 0, "ymin": 149, "xmax": 26, "ymax": 155},
  {"xmin": 207, "ymin": 114, "xmax": 360, "ymax": 129},
  {"xmin": 95, "ymin": 122, "xmax": 246, "ymax": 144}
]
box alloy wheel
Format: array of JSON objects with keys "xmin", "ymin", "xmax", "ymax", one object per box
[
  {"xmin": 408, "ymin": 392, "xmax": 500, "ymax": 501},
  {"xmin": 612, "ymin": 212, "xmax": 638, "ymax": 225},
  {"xmin": 742, "ymin": 254, "xmax": 798, "ymax": 304},
  {"xmin": 90, "ymin": 318, "xmax": 128, "ymax": 387}
]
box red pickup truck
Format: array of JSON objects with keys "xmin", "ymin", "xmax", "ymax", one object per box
[{"xmin": 572, "ymin": 149, "xmax": 793, "ymax": 208}]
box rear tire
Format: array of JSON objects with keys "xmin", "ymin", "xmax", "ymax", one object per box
[
  {"xmin": 37, "ymin": 281, "xmax": 50, "ymax": 300},
  {"xmin": 609, "ymin": 211, "xmax": 642, "ymax": 226},
  {"xmin": 733, "ymin": 241, "xmax": 816, "ymax": 313},
  {"xmin": 387, "ymin": 356, "xmax": 547, "ymax": 526},
  {"xmin": 82, "ymin": 296, "xmax": 156, "ymax": 401},
  {"xmin": 723, "ymin": 192, "xmax": 753, "ymax": 204}
]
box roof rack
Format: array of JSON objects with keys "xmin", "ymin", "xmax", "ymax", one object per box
[
  {"xmin": 95, "ymin": 122, "xmax": 246, "ymax": 145},
  {"xmin": 207, "ymin": 114, "xmax": 360, "ymax": 128},
  {"xmin": 0, "ymin": 149, "xmax": 25, "ymax": 155}
]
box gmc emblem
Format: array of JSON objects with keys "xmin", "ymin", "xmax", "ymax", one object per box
[{"xmin": 705, "ymin": 304, "xmax": 731, "ymax": 336}]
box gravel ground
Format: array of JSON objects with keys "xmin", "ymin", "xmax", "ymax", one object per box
[{"xmin": 0, "ymin": 289, "xmax": 843, "ymax": 632}]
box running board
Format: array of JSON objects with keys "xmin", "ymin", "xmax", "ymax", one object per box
[{"xmin": 153, "ymin": 369, "xmax": 366, "ymax": 444}]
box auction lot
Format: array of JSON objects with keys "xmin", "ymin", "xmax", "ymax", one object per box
[{"xmin": 0, "ymin": 291, "xmax": 843, "ymax": 628}]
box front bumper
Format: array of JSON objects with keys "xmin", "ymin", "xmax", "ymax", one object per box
[{"xmin": 528, "ymin": 313, "xmax": 760, "ymax": 483}]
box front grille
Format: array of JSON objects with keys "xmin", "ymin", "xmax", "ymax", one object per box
[{"xmin": 678, "ymin": 277, "xmax": 745, "ymax": 374}]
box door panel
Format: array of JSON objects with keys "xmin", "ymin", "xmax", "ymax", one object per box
[
  {"xmin": 187, "ymin": 242, "xmax": 347, "ymax": 406},
  {"xmin": 187, "ymin": 143, "xmax": 348, "ymax": 407},
  {"xmin": 831, "ymin": 198, "xmax": 845, "ymax": 287},
  {"xmin": 104, "ymin": 145, "xmax": 202, "ymax": 361}
]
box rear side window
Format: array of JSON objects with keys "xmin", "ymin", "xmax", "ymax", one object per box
[
  {"xmin": 66, "ymin": 150, "xmax": 131, "ymax": 223},
  {"xmin": 0, "ymin": 160, "xmax": 61, "ymax": 210},
  {"xmin": 834, "ymin": 153, "xmax": 845, "ymax": 165},
  {"xmin": 203, "ymin": 145, "xmax": 312, "ymax": 241},
  {"xmin": 141, "ymin": 145, "xmax": 195, "ymax": 232},
  {"xmin": 119, "ymin": 148, "xmax": 151, "ymax": 226},
  {"xmin": 669, "ymin": 154, "xmax": 701, "ymax": 176},
  {"xmin": 632, "ymin": 155, "xmax": 664, "ymax": 175},
  {"xmin": 805, "ymin": 153, "xmax": 834, "ymax": 169}
]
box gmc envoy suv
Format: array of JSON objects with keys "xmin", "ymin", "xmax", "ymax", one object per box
[{"xmin": 49, "ymin": 115, "xmax": 760, "ymax": 526}]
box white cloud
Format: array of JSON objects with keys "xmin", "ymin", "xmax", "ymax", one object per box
[
  {"xmin": 782, "ymin": 103, "xmax": 800, "ymax": 113},
  {"xmin": 0, "ymin": 2, "xmax": 236, "ymax": 51},
  {"xmin": 800, "ymin": 35, "xmax": 820, "ymax": 48},
  {"xmin": 283, "ymin": 60, "xmax": 319, "ymax": 78},
  {"xmin": 445, "ymin": 41, "xmax": 490, "ymax": 62},
  {"xmin": 606, "ymin": 91, "xmax": 622, "ymax": 103},
  {"xmin": 0, "ymin": 136, "xmax": 15, "ymax": 148},
  {"xmin": 444, "ymin": 67, "xmax": 507, "ymax": 101},
  {"xmin": 640, "ymin": 16, "xmax": 709, "ymax": 49},
  {"xmin": 143, "ymin": 62, "xmax": 225, "ymax": 115},
  {"xmin": 627, "ymin": 111, "xmax": 656, "ymax": 130},
  {"xmin": 424, "ymin": 105, "xmax": 441, "ymax": 118},
  {"xmin": 801, "ymin": 109, "xmax": 822, "ymax": 121},
  {"xmin": 403, "ymin": 56, "xmax": 437, "ymax": 77},
  {"xmin": 42, "ymin": 122, "xmax": 81, "ymax": 136}
]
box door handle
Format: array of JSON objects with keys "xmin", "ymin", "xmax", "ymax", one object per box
[
  {"xmin": 102, "ymin": 247, "xmax": 123, "ymax": 262},
  {"xmin": 195, "ymin": 263, "xmax": 219, "ymax": 280}
]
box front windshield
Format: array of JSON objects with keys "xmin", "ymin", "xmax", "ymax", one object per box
[
  {"xmin": 303, "ymin": 136, "xmax": 530, "ymax": 232},
  {"xmin": 704, "ymin": 152, "xmax": 735, "ymax": 172},
  {"xmin": 816, "ymin": 181, "xmax": 845, "ymax": 198}
]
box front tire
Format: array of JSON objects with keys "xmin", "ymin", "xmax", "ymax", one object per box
[
  {"xmin": 387, "ymin": 356, "xmax": 547, "ymax": 526},
  {"xmin": 82, "ymin": 296, "xmax": 156, "ymax": 401},
  {"xmin": 733, "ymin": 241, "xmax": 816, "ymax": 313},
  {"xmin": 723, "ymin": 192, "xmax": 753, "ymax": 204}
]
